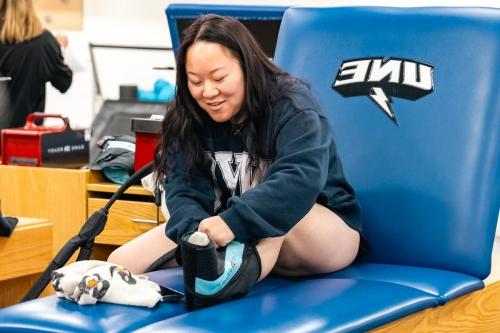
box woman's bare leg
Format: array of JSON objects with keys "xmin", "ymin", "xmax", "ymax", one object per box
[
  {"xmin": 256, "ymin": 203, "xmax": 360, "ymax": 279},
  {"xmin": 255, "ymin": 236, "xmax": 284, "ymax": 281},
  {"xmin": 107, "ymin": 224, "xmax": 177, "ymax": 274},
  {"xmin": 274, "ymin": 203, "xmax": 360, "ymax": 276},
  {"xmin": 109, "ymin": 204, "xmax": 358, "ymax": 278}
]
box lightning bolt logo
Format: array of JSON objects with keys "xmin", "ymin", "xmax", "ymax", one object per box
[
  {"xmin": 331, "ymin": 57, "xmax": 434, "ymax": 126},
  {"xmin": 369, "ymin": 87, "xmax": 398, "ymax": 125}
]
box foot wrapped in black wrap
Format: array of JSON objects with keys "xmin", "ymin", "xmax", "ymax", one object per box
[{"xmin": 180, "ymin": 231, "xmax": 261, "ymax": 310}]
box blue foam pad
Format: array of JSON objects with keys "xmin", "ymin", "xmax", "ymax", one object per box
[
  {"xmin": 147, "ymin": 267, "xmax": 296, "ymax": 296},
  {"xmin": 146, "ymin": 267, "xmax": 185, "ymax": 291},
  {"xmin": 0, "ymin": 296, "xmax": 186, "ymax": 333},
  {"xmin": 0, "ymin": 268, "xmax": 294, "ymax": 333},
  {"xmin": 135, "ymin": 278, "xmax": 438, "ymax": 333},
  {"xmin": 328, "ymin": 262, "xmax": 483, "ymax": 303}
]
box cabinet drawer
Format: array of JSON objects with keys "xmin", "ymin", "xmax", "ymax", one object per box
[{"xmin": 88, "ymin": 198, "xmax": 165, "ymax": 246}]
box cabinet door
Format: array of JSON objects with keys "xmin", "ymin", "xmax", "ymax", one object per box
[{"xmin": 88, "ymin": 198, "xmax": 165, "ymax": 246}]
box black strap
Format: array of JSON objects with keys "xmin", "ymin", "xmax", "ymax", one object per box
[
  {"xmin": 145, "ymin": 247, "xmax": 179, "ymax": 273},
  {"xmin": 103, "ymin": 162, "xmax": 154, "ymax": 213},
  {"xmin": 21, "ymin": 235, "xmax": 84, "ymax": 302},
  {"xmin": 21, "ymin": 262, "xmax": 61, "ymax": 302},
  {"xmin": 76, "ymin": 239, "xmax": 95, "ymax": 261}
]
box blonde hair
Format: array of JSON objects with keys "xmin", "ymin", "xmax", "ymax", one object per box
[{"xmin": 0, "ymin": 0, "xmax": 42, "ymax": 44}]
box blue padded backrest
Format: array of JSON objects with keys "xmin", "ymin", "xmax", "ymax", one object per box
[
  {"xmin": 166, "ymin": 4, "xmax": 287, "ymax": 56},
  {"xmin": 274, "ymin": 7, "xmax": 500, "ymax": 279}
]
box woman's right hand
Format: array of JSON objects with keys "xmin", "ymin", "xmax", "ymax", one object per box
[{"xmin": 198, "ymin": 216, "xmax": 235, "ymax": 248}]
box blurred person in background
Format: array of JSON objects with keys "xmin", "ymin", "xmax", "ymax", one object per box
[{"xmin": 0, "ymin": 0, "xmax": 72, "ymax": 131}]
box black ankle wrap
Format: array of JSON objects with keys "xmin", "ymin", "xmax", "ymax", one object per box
[{"xmin": 180, "ymin": 231, "xmax": 261, "ymax": 310}]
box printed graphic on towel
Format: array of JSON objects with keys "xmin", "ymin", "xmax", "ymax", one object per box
[
  {"xmin": 78, "ymin": 273, "xmax": 110, "ymax": 300},
  {"xmin": 332, "ymin": 57, "xmax": 434, "ymax": 125},
  {"xmin": 51, "ymin": 271, "xmax": 65, "ymax": 294},
  {"xmin": 110, "ymin": 265, "xmax": 137, "ymax": 284}
]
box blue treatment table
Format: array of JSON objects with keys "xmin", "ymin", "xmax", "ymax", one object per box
[{"xmin": 0, "ymin": 5, "xmax": 498, "ymax": 333}]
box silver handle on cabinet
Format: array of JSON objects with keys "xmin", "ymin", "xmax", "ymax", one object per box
[{"xmin": 131, "ymin": 218, "xmax": 158, "ymax": 224}]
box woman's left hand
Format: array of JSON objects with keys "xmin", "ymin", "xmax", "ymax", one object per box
[
  {"xmin": 55, "ymin": 34, "xmax": 69, "ymax": 48},
  {"xmin": 198, "ymin": 216, "xmax": 235, "ymax": 248}
]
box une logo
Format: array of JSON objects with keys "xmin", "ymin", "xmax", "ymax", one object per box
[{"xmin": 332, "ymin": 57, "xmax": 434, "ymax": 125}]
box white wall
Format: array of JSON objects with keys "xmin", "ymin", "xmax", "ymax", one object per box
[
  {"xmin": 45, "ymin": 0, "xmax": 174, "ymax": 129},
  {"xmin": 45, "ymin": 0, "xmax": 499, "ymax": 130}
]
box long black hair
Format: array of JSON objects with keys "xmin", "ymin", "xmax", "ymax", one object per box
[{"xmin": 155, "ymin": 14, "xmax": 289, "ymax": 183}]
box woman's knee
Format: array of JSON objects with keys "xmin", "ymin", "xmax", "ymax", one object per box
[
  {"xmin": 107, "ymin": 245, "xmax": 129, "ymax": 266},
  {"xmin": 106, "ymin": 224, "xmax": 176, "ymax": 274},
  {"xmin": 255, "ymin": 236, "xmax": 284, "ymax": 280},
  {"xmin": 274, "ymin": 204, "xmax": 360, "ymax": 275},
  {"xmin": 274, "ymin": 240, "xmax": 358, "ymax": 276}
]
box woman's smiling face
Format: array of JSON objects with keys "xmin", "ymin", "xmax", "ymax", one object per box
[{"xmin": 185, "ymin": 41, "xmax": 245, "ymax": 123}]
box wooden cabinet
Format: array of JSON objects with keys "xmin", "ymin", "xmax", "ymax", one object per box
[
  {"xmin": 86, "ymin": 171, "xmax": 165, "ymax": 257},
  {"xmin": 0, "ymin": 217, "xmax": 53, "ymax": 307},
  {"xmin": 0, "ymin": 165, "xmax": 163, "ymax": 254},
  {"xmin": 89, "ymin": 198, "xmax": 163, "ymax": 245},
  {"xmin": 0, "ymin": 165, "xmax": 163, "ymax": 305},
  {"xmin": 0, "ymin": 218, "xmax": 52, "ymax": 282},
  {"xmin": 0, "ymin": 165, "xmax": 87, "ymax": 306},
  {"xmin": 0, "ymin": 165, "xmax": 89, "ymax": 255}
]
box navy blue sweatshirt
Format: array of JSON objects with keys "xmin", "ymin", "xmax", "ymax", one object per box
[{"xmin": 165, "ymin": 79, "xmax": 361, "ymax": 243}]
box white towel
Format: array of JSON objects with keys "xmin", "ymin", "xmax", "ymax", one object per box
[{"xmin": 51, "ymin": 260, "xmax": 162, "ymax": 308}]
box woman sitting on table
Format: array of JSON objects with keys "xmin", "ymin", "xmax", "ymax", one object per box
[{"xmin": 109, "ymin": 14, "xmax": 364, "ymax": 299}]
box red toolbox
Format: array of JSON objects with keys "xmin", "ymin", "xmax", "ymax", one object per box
[
  {"xmin": 1, "ymin": 113, "xmax": 89, "ymax": 168},
  {"xmin": 131, "ymin": 117, "xmax": 162, "ymax": 171}
]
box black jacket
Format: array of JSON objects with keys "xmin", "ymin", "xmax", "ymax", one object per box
[{"xmin": 0, "ymin": 29, "xmax": 72, "ymax": 129}]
